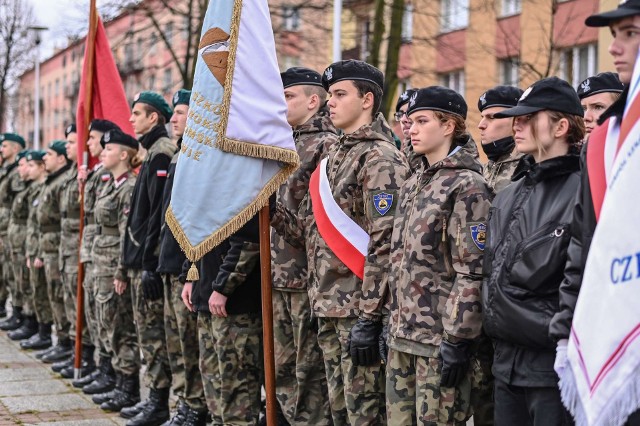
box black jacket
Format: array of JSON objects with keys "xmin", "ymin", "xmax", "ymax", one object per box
[
  {"xmin": 549, "ymin": 91, "xmax": 626, "ymax": 342},
  {"xmin": 122, "ymin": 125, "xmax": 176, "ymax": 272},
  {"xmin": 482, "ymin": 154, "xmax": 581, "ymax": 386},
  {"xmin": 185, "ymin": 214, "xmax": 262, "ymax": 316},
  {"xmin": 157, "ymin": 138, "xmax": 186, "ymax": 275}
]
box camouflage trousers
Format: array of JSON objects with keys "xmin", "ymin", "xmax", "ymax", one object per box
[
  {"xmin": 11, "ymin": 251, "xmax": 33, "ymax": 315},
  {"xmin": 83, "ymin": 263, "xmax": 105, "ymax": 356},
  {"xmin": 95, "ymin": 274, "xmax": 139, "ymax": 376},
  {"xmin": 385, "ymin": 348, "xmax": 473, "ymax": 425},
  {"xmin": 164, "ymin": 275, "xmax": 205, "ymax": 411},
  {"xmin": 198, "ymin": 312, "xmax": 263, "ymax": 426},
  {"xmin": 273, "ymin": 289, "xmax": 331, "ymax": 425},
  {"xmin": 29, "ymin": 259, "xmax": 52, "ymax": 325},
  {"xmin": 129, "ymin": 269, "xmax": 172, "ymax": 390},
  {"xmin": 317, "ymin": 317, "xmax": 385, "ymax": 426},
  {"xmin": 1, "ymin": 238, "xmax": 15, "ymax": 306},
  {"xmin": 470, "ymin": 335, "xmax": 495, "ymax": 426},
  {"xmin": 44, "ymin": 254, "xmax": 70, "ymax": 341},
  {"xmin": 62, "ymin": 257, "xmax": 91, "ymax": 344},
  {"xmin": 0, "ymin": 251, "xmax": 7, "ymax": 304}
]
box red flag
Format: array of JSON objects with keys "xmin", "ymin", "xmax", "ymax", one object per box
[{"xmin": 76, "ymin": 15, "xmax": 135, "ymax": 169}]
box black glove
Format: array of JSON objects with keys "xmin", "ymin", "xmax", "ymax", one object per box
[
  {"xmin": 141, "ymin": 270, "xmax": 164, "ymax": 301},
  {"xmin": 439, "ymin": 339, "xmax": 471, "ymax": 388},
  {"xmin": 379, "ymin": 323, "xmax": 389, "ymax": 364},
  {"xmin": 348, "ymin": 319, "xmax": 382, "ymax": 366}
]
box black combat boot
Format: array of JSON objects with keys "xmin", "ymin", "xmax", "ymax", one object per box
[
  {"xmin": 83, "ymin": 357, "xmax": 116, "ymax": 394},
  {"xmin": 35, "ymin": 345, "xmax": 56, "ymax": 359},
  {"xmin": 20, "ymin": 322, "xmax": 52, "ymax": 350},
  {"xmin": 120, "ymin": 399, "xmax": 150, "ymax": 419},
  {"xmin": 7, "ymin": 315, "xmax": 38, "ymax": 341},
  {"xmin": 161, "ymin": 400, "xmax": 188, "ymax": 426},
  {"xmin": 0, "ymin": 306, "xmax": 23, "ymax": 331},
  {"xmin": 126, "ymin": 387, "xmax": 170, "ymax": 426},
  {"xmin": 0, "ymin": 299, "xmax": 7, "ymax": 319},
  {"xmin": 51, "ymin": 354, "xmax": 74, "ymax": 373},
  {"xmin": 72, "ymin": 356, "xmax": 105, "ymax": 388},
  {"xmin": 42, "ymin": 338, "xmax": 73, "ymax": 363},
  {"xmin": 93, "ymin": 373, "xmax": 122, "ymax": 404},
  {"xmin": 101, "ymin": 373, "xmax": 140, "ymax": 412},
  {"xmin": 60, "ymin": 345, "xmax": 96, "ymax": 378},
  {"xmin": 182, "ymin": 408, "xmax": 208, "ymax": 426}
]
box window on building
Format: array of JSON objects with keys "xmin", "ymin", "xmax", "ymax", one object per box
[
  {"xmin": 440, "ymin": 70, "xmax": 465, "ymax": 96},
  {"xmin": 125, "ymin": 43, "xmax": 133, "ymax": 65},
  {"xmin": 558, "ymin": 43, "xmax": 597, "ymax": 87},
  {"xmin": 402, "ymin": 3, "xmax": 414, "ymax": 43},
  {"xmin": 136, "ymin": 37, "xmax": 143, "ymax": 56},
  {"xmin": 441, "ymin": 0, "xmax": 469, "ymax": 32},
  {"xmin": 149, "ymin": 74, "xmax": 156, "ymax": 91},
  {"xmin": 499, "ymin": 57, "xmax": 520, "ymax": 86},
  {"xmin": 282, "ymin": 6, "xmax": 300, "ymax": 31},
  {"xmin": 55, "ymin": 79, "xmax": 60, "ymax": 96},
  {"xmin": 62, "ymin": 55, "xmax": 67, "ymax": 68},
  {"xmin": 164, "ymin": 21, "xmax": 173, "ymax": 41},
  {"xmin": 149, "ymin": 32, "xmax": 158, "ymax": 55},
  {"xmin": 63, "ymin": 75, "xmax": 67, "ymax": 96},
  {"xmin": 164, "ymin": 69, "xmax": 172, "ymax": 92},
  {"xmin": 501, "ymin": 0, "xmax": 521, "ymax": 16}
]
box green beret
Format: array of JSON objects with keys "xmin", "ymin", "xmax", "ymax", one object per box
[
  {"xmin": 133, "ymin": 91, "xmax": 173, "ymax": 121},
  {"xmin": 0, "ymin": 133, "xmax": 26, "ymax": 148},
  {"xmin": 48, "ymin": 140, "xmax": 68, "ymax": 157},
  {"xmin": 172, "ymin": 89, "xmax": 191, "ymax": 107},
  {"xmin": 101, "ymin": 128, "xmax": 139, "ymax": 150},
  {"xmin": 17, "ymin": 150, "xmax": 30, "ymax": 162},
  {"xmin": 27, "ymin": 150, "xmax": 46, "ymax": 162}
]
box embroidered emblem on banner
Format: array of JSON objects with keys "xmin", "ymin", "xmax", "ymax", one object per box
[
  {"xmin": 373, "ymin": 192, "xmax": 393, "ymax": 216},
  {"xmin": 470, "ymin": 223, "xmax": 486, "ymax": 251}
]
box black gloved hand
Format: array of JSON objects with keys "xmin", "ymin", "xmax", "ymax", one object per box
[
  {"xmin": 379, "ymin": 323, "xmax": 389, "ymax": 364},
  {"xmin": 439, "ymin": 339, "xmax": 471, "ymax": 388},
  {"xmin": 141, "ymin": 270, "xmax": 164, "ymax": 301},
  {"xmin": 348, "ymin": 319, "xmax": 382, "ymax": 366}
]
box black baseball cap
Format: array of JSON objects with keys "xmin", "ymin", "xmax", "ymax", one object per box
[
  {"xmin": 494, "ymin": 77, "xmax": 584, "ymax": 118},
  {"xmin": 585, "ymin": 0, "xmax": 640, "ymax": 27},
  {"xmin": 406, "ymin": 86, "xmax": 468, "ymax": 119},
  {"xmin": 577, "ymin": 72, "xmax": 624, "ymax": 99},
  {"xmin": 478, "ymin": 85, "xmax": 524, "ymax": 112}
]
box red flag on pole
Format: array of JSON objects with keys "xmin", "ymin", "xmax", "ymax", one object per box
[{"xmin": 76, "ymin": 14, "xmax": 135, "ymax": 169}]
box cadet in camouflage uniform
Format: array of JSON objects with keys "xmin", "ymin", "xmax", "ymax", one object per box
[
  {"xmin": 273, "ymin": 60, "xmax": 410, "ymax": 425},
  {"xmin": 394, "ymin": 89, "xmax": 423, "ymax": 174},
  {"xmin": 154, "ymin": 89, "xmax": 207, "ymax": 425},
  {"xmin": 477, "ymin": 86, "xmax": 524, "ymax": 194},
  {"xmin": 384, "ymin": 87, "xmax": 492, "ymax": 425},
  {"xmin": 0, "ymin": 152, "xmax": 6, "ymax": 320},
  {"xmin": 21, "ymin": 151, "xmax": 54, "ymax": 351},
  {"xmin": 91, "ymin": 129, "xmax": 141, "ymax": 413},
  {"xmin": 121, "ymin": 92, "xmax": 175, "ymax": 426},
  {"xmin": 271, "ymin": 68, "xmax": 335, "ymax": 425},
  {"xmin": 37, "ymin": 141, "xmax": 73, "ymax": 362},
  {"xmin": 6, "ymin": 150, "xmax": 38, "ymax": 341},
  {"xmin": 0, "ymin": 133, "xmax": 27, "ymax": 332}
]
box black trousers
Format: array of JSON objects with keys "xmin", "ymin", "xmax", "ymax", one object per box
[{"xmin": 494, "ymin": 378, "xmax": 574, "ymax": 426}]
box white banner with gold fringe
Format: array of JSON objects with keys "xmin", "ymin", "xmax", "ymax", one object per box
[{"xmin": 166, "ymin": 0, "xmax": 299, "ymax": 279}]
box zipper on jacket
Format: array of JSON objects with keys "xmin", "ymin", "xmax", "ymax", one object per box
[
  {"xmin": 394, "ymin": 195, "xmax": 417, "ymax": 337},
  {"xmin": 456, "ymin": 222, "xmax": 462, "ymax": 247},
  {"xmin": 442, "ymin": 219, "xmax": 454, "ymax": 278}
]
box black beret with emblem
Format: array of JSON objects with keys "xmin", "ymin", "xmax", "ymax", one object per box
[
  {"xmin": 0, "ymin": 132, "xmax": 26, "ymax": 148},
  {"xmin": 172, "ymin": 89, "xmax": 192, "ymax": 107},
  {"xmin": 586, "ymin": 0, "xmax": 640, "ymax": 27},
  {"xmin": 281, "ymin": 67, "xmax": 323, "ymax": 89},
  {"xmin": 396, "ymin": 88, "xmax": 417, "ymax": 112},
  {"xmin": 27, "ymin": 150, "xmax": 46, "ymax": 162},
  {"xmin": 494, "ymin": 76, "xmax": 583, "ymax": 118},
  {"xmin": 64, "ymin": 123, "xmax": 77, "ymax": 138},
  {"xmin": 132, "ymin": 91, "xmax": 173, "ymax": 121},
  {"xmin": 89, "ymin": 119, "xmax": 120, "ymax": 134},
  {"xmin": 478, "ymin": 85, "xmax": 524, "ymax": 112},
  {"xmin": 406, "ymin": 86, "xmax": 468, "ymax": 119},
  {"xmin": 321, "ymin": 60, "xmax": 384, "ymax": 91},
  {"xmin": 577, "ymin": 72, "xmax": 624, "ymax": 100},
  {"xmin": 100, "ymin": 128, "xmax": 139, "ymax": 150}
]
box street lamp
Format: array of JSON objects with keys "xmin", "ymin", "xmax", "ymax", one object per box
[{"xmin": 28, "ymin": 25, "xmax": 48, "ymax": 150}]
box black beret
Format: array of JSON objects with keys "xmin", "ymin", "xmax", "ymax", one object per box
[
  {"xmin": 89, "ymin": 119, "xmax": 120, "ymax": 134},
  {"xmin": 17, "ymin": 150, "xmax": 30, "ymax": 162},
  {"xmin": 27, "ymin": 150, "xmax": 46, "ymax": 162},
  {"xmin": 494, "ymin": 77, "xmax": 583, "ymax": 118},
  {"xmin": 172, "ymin": 89, "xmax": 192, "ymax": 107},
  {"xmin": 132, "ymin": 91, "xmax": 173, "ymax": 121},
  {"xmin": 281, "ymin": 67, "xmax": 323, "ymax": 89},
  {"xmin": 478, "ymin": 85, "xmax": 524, "ymax": 112},
  {"xmin": 100, "ymin": 128, "xmax": 139, "ymax": 150},
  {"xmin": 577, "ymin": 72, "xmax": 624, "ymax": 99},
  {"xmin": 396, "ymin": 88, "xmax": 417, "ymax": 112},
  {"xmin": 322, "ymin": 60, "xmax": 384, "ymax": 91},
  {"xmin": 406, "ymin": 86, "xmax": 468, "ymax": 119},
  {"xmin": 65, "ymin": 124, "xmax": 77, "ymax": 138},
  {"xmin": 0, "ymin": 133, "xmax": 26, "ymax": 148}
]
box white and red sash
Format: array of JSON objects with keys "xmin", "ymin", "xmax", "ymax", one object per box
[{"xmin": 309, "ymin": 158, "xmax": 369, "ymax": 279}]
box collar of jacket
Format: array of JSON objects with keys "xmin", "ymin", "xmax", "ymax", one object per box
[
  {"xmin": 139, "ymin": 124, "xmax": 169, "ymax": 150},
  {"xmin": 45, "ymin": 161, "xmax": 72, "ymax": 184},
  {"xmin": 482, "ymin": 136, "xmax": 516, "ymax": 162},
  {"xmin": 512, "ymin": 154, "xmax": 580, "ymax": 183},
  {"xmin": 294, "ymin": 107, "xmax": 337, "ymax": 139},
  {"xmin": 176, "ymin": 136, "xmax": 183, "ymax": 151},
  {"xmin": 339, "ymin": 112, "xmax": 396, "ymax": 148},
  {"xmin": 1, "ymin": 160, "xmax": 18, "ymax": 176},
  {"xmin": 598, "ymin": 85, "xmax": 627, "ymax": 126},
  {"xmin": 420, "ymin": 134, "xmax": 483, "ymax": 180}
]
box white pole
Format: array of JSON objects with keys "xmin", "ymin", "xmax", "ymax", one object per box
[
  {"xmin": 34, "ymin": 43, "xmax": 40, "ymax": 150},
  {"xmin": 333, "ymin": 0, "xmax": 342, "ymax": 62}
]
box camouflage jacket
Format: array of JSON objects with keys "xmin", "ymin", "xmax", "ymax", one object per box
[
  {"xmin": 388, "ymin": 137, "xmax": 492, "ymax": 357},
  {"xmin": 271, "ymin": 109, "xmax": 338, "ymax": 290},
  {"xmin": 0, "ymin": 161, "xmax": 24, "ymax": 236},
  {"xmin": 93, "ymin": 173, "xmax": 136, "ymax": 282},
  {"xmin": 37, "ymin": 163, "xmax": 71, "ymax": 257},
  {"xmin": 7, "ymin": 180, "xmax": 31, "ymax": 253},
  {"xmin": 274, "ymin": 113, "xmax": 410, "ymax": 320},
  {"xmin": 483, "ymin": 146, "xmax": 522, "ymax": 194},
  {"xmin": 59, "ymin": 165, "xmax": 81, "ymax": 265},
  {"xmin": 80, "ymin": 164, "xmax": 110, "ymax": 263},
  {"xmin": 26, "ymin": 181, "xmax": 45, "ymax": 258}
]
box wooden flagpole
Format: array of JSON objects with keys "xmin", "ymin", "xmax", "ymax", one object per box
[
  {"xmin": 74, "ymin": 0, "xmax": 98, "ymax": 378},
  {"xmin": 259, "ymin": 205, "xmax": 277, "ymax": 425}
]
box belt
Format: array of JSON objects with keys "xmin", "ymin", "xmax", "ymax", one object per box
[
  {"xmin": 40, "ymin": 224, "xmax": 61, "ymax": 233},
  {"xmin": 61, "ymin": 211, "xmax": 81, "ymax": 219},
  {"xmin": 96, "ymin": 225, "xmax": 120, "ymax": 236},
  {"xmin": 84, "ymin": 214, "xmax": 95, "ymax": 226}
]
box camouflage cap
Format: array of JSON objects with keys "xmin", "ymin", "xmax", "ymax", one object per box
[
  {"xmin": 132, "ymin": 91, "xmax": 173, "ymax": 121},
  {"xmin": 27, "ymin": 150, "xmax": 46, "ymax": 162},
  {"xmin": 48, "ymin": 140, "xmax": 68, "ymax": 157},
  {"xmin": 0, "ymin": 132, "xmax": 26, "ymax": 148},
  {"xmin": 172, "ymin": 89, "xmax": 192, "ymax": 107}
]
